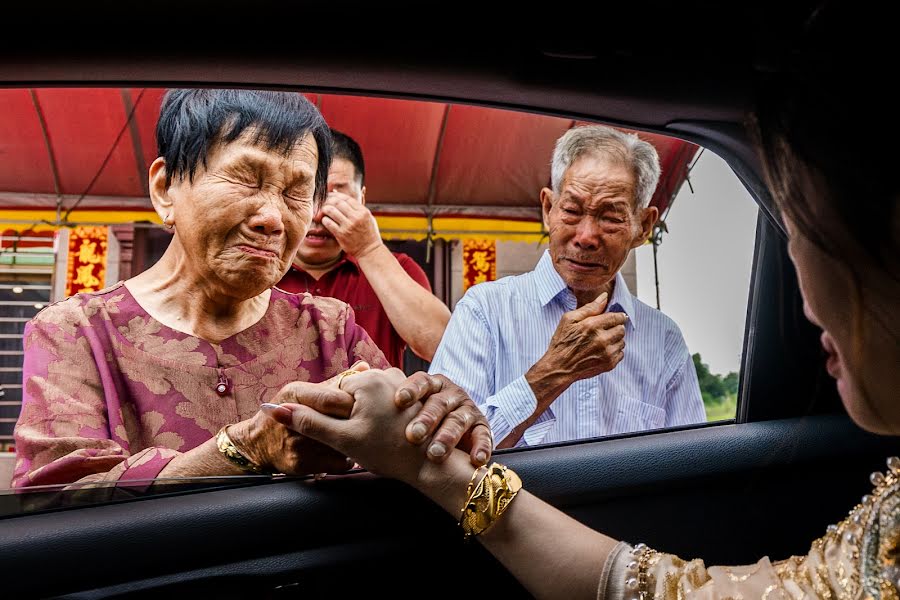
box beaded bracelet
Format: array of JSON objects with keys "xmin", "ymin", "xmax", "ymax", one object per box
[{"xmin": 623, "ymin": 542, "xmax": 657, "ymax": 600}]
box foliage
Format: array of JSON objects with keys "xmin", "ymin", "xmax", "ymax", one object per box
[{"xmin": 692, "ymin": 353, "xmax": 739, "ymax": 421}]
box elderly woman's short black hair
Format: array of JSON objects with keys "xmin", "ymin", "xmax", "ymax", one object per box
[{"xmin": 156, "ymin": 89, "xmax": 333, "ymax": 205}]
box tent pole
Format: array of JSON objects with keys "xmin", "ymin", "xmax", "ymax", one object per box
[
  {"xmin": 652, "ymin": 225, "xmax": 661, "ymax": 310},
  {"xmin": 423, "ymin": 104, "xmax": 451, "ymax": 264}
]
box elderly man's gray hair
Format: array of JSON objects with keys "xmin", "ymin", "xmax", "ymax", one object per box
[{"xmin": 550, "ymin": 125, "xmax": 661, "ymax": 210}]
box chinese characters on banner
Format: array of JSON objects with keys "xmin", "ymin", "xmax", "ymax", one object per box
[
  {"xmin": 65, "ymin": 226, "xmax": 108, "ymax": 296},
  {"xmin": 462, "ymin": 239, "xmax": 497, "ymax": 291}
]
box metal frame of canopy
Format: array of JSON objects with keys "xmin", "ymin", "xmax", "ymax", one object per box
[
  {"xmin": 0, "ymin": 87, "xmax": 700, "ymax": 311},
  {"xmin": 0, "ymin": 87, "xmax": 697, "ymax": 226}
]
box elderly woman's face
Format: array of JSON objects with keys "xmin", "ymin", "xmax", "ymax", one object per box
[{"xmin": 166, "ymin": 130, "xmax": 318, "ymax": 297}]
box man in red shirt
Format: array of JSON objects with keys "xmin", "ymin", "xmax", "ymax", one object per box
[{"xmin": 277, "ymin": 130, "xmax": 451, "ymax": 368}]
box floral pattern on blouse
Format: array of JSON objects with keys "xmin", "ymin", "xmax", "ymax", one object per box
[{"xmin": 12, "ymin": 283, "xmax": 389, "ymax": 488}]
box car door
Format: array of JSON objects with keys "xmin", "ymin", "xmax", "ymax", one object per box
[{"xmin": 0, "ymin": 22, "xmax": 897, "ymax": 600}]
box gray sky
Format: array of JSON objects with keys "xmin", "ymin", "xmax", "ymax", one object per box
[{"xmin": 634, "ymin": 150, "xmax": 758, "ymax": 376}]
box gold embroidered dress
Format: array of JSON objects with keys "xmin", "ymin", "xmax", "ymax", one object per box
[{"xmin": 604, "ymin": 457, "xmax": 899, "ymax": 599}]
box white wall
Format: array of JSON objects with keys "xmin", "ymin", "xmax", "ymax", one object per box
[{"xmin": 634, "ymin": 151, "xmax": 757, "ymax": 375}]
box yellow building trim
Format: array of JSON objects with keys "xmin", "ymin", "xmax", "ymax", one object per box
[
  {"xmin": 0, "ymin": 210, "xmax": 547, "ymax": 242},
  {"xmin": 0, "ymin": 210, "xmax": 162, "ymax": 232},
  {"xmin": 378, "ymin": 216, "xmax": 546, "ymax": 243}
]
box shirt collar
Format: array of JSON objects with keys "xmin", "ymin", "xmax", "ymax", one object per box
[
  {"xmin": 534, "ymin": 250, "xmax": 569, "ymax": 307},
  {"xmin": 608, "ymin": 270, "xmax": 637, "ymax": 331},
  {"xmin": 341, "ymin": 253, "xmax": 361, "ymax": 269},
  {"xmin": 292, "ymin": 252, "xmax": 358, "ymax": 275},
  {"xmin": 534, "ymin": 250, "xmax": 637, "ymax": 330}
]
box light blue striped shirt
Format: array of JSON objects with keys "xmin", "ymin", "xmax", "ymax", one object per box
[{"xmin": 430, "ymin": 250, "xmax": 706, "ymax": 447}]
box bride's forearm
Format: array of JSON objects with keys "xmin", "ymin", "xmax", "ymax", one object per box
[{"xmin": 414, "ymin": 450, "xmax": 619, "ymax": 600}]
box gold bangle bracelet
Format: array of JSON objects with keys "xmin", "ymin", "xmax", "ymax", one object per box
[
  {"xmin": 215, "ymin": 425, "xmax": 268, "ymax": 475},
  {"xmin": 458, "ymin": 462, "xmax": 522, "ymax": 541},
  {"xmin": 464, "ymin": 465, "xmax": 489, "ymax": 502}
]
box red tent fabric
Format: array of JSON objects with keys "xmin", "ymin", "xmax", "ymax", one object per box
[{"xmin": 0, "ymin": 88, "xmax": 697, "ymax": 220}]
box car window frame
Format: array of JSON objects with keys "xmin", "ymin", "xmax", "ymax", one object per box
[{"xmin": 0, "ymin": 86, "xmax": 834, "ymax": 513}]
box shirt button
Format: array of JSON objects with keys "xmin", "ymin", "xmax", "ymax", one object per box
[
  {"xmin": 215, "ymin": 370, "xmax": 230, "ymax": 396},
  {"xmin": 315, "ymin": 288, "xmax": 322, "ymax": 293}
]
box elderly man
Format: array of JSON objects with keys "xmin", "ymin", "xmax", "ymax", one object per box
[
  {"xmin": 429, "ymin": 125, "xmax": 705, "ymax": 448},
  {"xmin": 278, "ymin": 130, "xmax": 450, "ymax": 368}
]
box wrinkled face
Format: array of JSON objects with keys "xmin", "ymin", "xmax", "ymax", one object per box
[
  {"xmin": 162, "ymin": 130, "xmax": 318, "ymax": 299},
  {"xmin": 295, "ymin": 158, "xmax": 363, "ymax": 266},
  {"xmin": 783, "ymin": 214, "xmax": 900, "ymax": 434},
  {"xmin": 541, "ymin": 154, "xmax": 656, "ymax": 296}
]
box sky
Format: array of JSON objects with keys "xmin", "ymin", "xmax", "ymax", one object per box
[{"xmin": 634, "ymin": 150, "xmax": 759, "ymax": 376}]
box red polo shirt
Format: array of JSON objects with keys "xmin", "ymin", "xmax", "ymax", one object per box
[{"xmin": 276, "ymin": 253, "xmax": 431, "ymax": 368}]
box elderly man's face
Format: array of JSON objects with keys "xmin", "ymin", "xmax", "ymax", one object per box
[
  {"xmin": 159, "ymin": 130, "xmax": 318, "ymax": 298},
  {"xmin": 540, "ymin": 154, "xmax": 657, "ymax": 298}
]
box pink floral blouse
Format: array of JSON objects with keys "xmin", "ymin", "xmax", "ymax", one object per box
[{"xmin": 12, "ymin": 283, "xmax": 389, "ymax": 488}]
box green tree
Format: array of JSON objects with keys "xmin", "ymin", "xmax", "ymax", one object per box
[
  {"xmin": 722, "ymin": 371, "xmax": 739, "ymax": 396},
  {"xmin": 692, "ymin": 353, "xmax": 726, "ymax": 405}
]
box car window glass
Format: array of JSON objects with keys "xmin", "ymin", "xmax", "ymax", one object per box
[
  {"xmin": 444, "ymin": 149, "xmax": 756, "ymax": 441},
  {"xmin": 0, "ymin": 87, "xmax": 757, "ymax": 514}
]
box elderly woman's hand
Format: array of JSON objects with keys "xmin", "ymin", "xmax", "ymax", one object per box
[
  {"xmin": 228, "ymin": 380, "xmax": 357, "ymax": 475},
  {"xmin": 393, "ymin": 373, "xmax": 493, "ymax": 467},
  {"xmin": 269, "ymin": 368, "xmax": 431, "ymax": 485}
]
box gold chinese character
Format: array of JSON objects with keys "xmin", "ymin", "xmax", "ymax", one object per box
[
  {"xmin": 472, "ymin": 251, "xmax": 491, "ymax": 272},
  {"xmin": 77, "ymin": 240, "xmax": 102, "ymax": 265},
  {"xmin": 73, "ymin": 265, "xmax": 101, "ymax": 290},
  {"xmin": 473, "ymin": 273, "xmax": 488, "ymax": 284}
]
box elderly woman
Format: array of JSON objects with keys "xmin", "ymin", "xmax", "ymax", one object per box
[
  {"xmin": 12, "ymin": 89, "xmax": 491, "ymax": 488},
  {"xmin": 269, "ymin": 7, "xmax": 899, "ymax": 599}
]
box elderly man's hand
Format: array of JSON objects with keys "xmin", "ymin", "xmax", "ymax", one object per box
[
  {"xmin": 393, "ymin": 372, "xmax": 493, "ymax": 467},
  {"xmin": 319, "ymin": 191, "xmax": 383, "ymax": 259},
  {"xmin": 528, "ymin": 291, "xmax": 628, "ymax": 397},
  {"xmin": 228, "ymin": 381, "xmax": 357, "ymax": 476}
]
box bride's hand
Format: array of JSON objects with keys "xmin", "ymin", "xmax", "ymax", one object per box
[{"xmin": 266, "ymin": 368, "xmax": 430, "ymax": 485}]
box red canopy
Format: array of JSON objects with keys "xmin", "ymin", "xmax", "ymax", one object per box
[{"xmin": 0, "ymin": 88, "xmax": 697, "ymax": 220}]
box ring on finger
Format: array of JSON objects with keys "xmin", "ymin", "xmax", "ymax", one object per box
[{"xmin": 336, "ymin": 369, "xmax": 360, "ymax": 390}]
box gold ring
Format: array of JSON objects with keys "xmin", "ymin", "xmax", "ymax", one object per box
[{"xmin": 335, "ymin": 369, "xmax": 360, "ymax": 390}]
